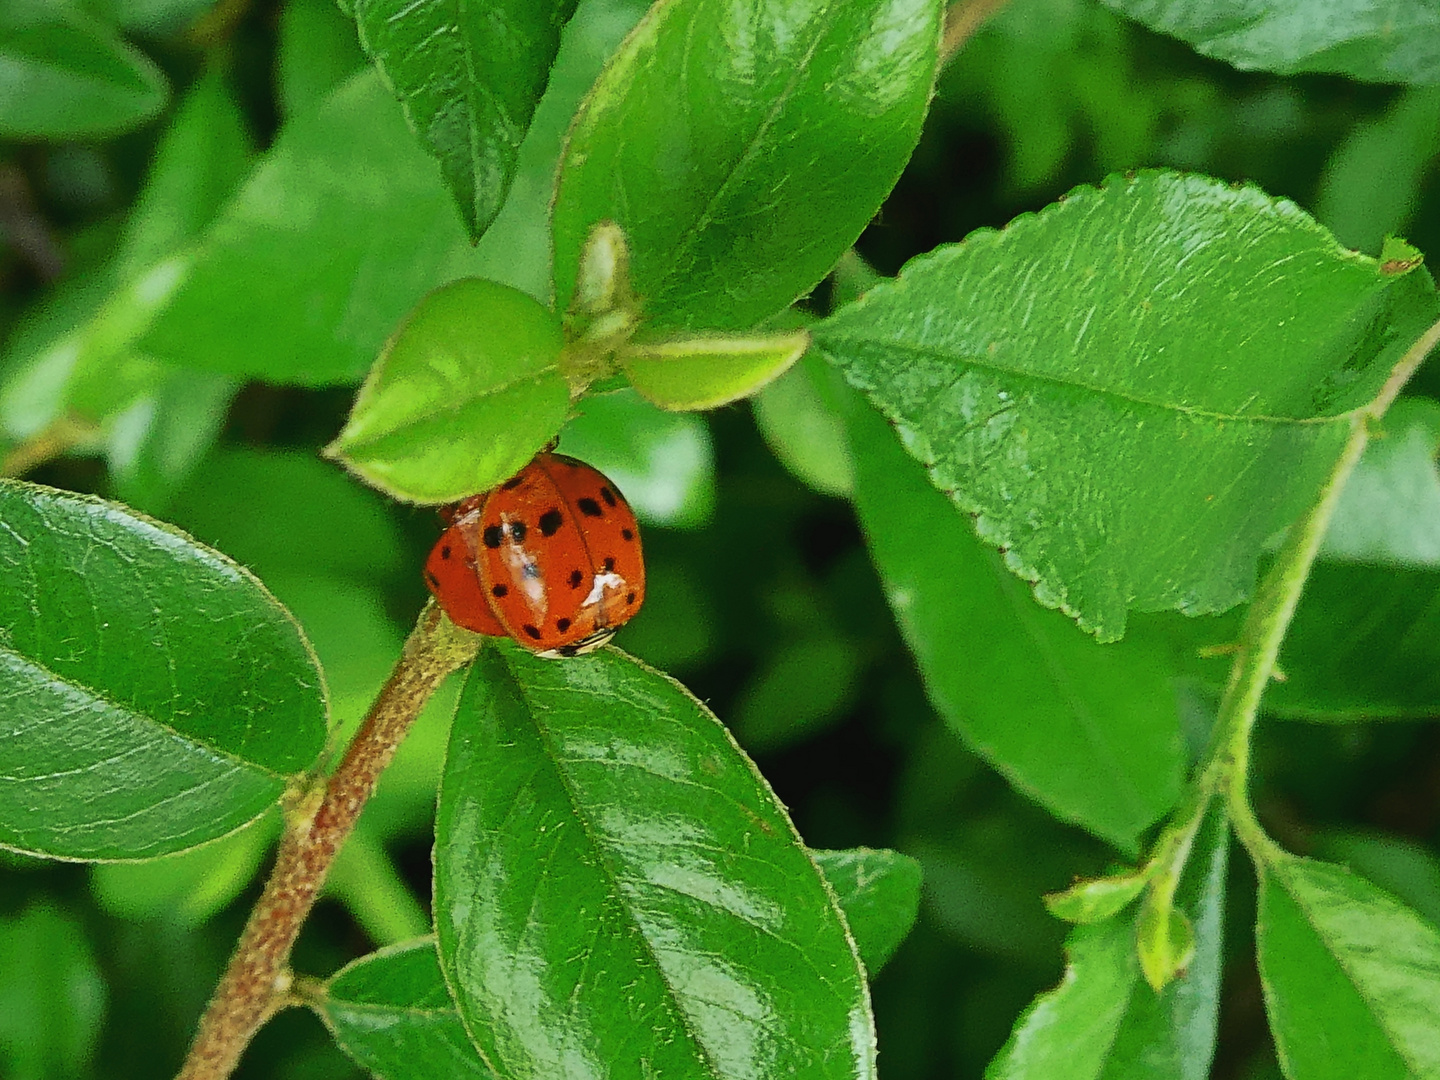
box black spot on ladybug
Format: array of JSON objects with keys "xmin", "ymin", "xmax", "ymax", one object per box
[
  {"xmin": 539, "ymin": 509, "xmax": 563, "ymax": 536},
  {"xmin": 578, "ymin": 497, "xmax": 603, "ymax": 517},
  {"xmin": 483, "ymin": 525, "xmax": 503, "ymax": 548},
  {"xmin": 501, "ymin": 476, "xmax": 524, "ymax": 489},
  {"xmin": 523, "ymin": 624, "xmax": 541, "ymax": 640},
  {"xmin": 603, "ymin": 556, "xmax": 616, "ymax": 572},
  {"xmin": 440, "ymin": 545, "xmax": 452, "ymax": 560},
  {"xmin": 508, "ymin": 520, "xmax": 527, "ymax": 543},
  {"xmin": 568, "ymin": 569, "xmax": 584, "ymax": 588},
  {"xmin": 600, "ymin": 486, "xmax": 617, "ymax": 507},
  {"xmin": 557, "ymin": 617, "xmax": 571, "ymax": 632},
  {"xmin": 491, "ymin": 584, "xmax": 508, "ymax": 598},
  {"xmin": 425, "ymin": 571, "xmax": 440, "ymax": 589},
  {"xmin": 622, "ymin": 528, "xmax": 634, "ymax": 541},
  {"xmin": 626, "ymin": 591, "xmax": 636, "ymax": 605}
]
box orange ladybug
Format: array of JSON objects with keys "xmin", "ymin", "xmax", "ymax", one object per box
[{"xmin": 424, "ymin": 453, "xmax": 645, "ymax": 657}]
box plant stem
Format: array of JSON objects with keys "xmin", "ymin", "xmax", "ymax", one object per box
[
  {"xmin": 174, "ymin": 602, "xmax": 479, "ymax": 1080},
  {"xmin": 940, "ymin": 0, "xmax": 1010, "ymax": 65}
]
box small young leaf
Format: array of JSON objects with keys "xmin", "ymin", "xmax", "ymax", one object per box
[
  {"xmin": 1045, "ymin": 872, "xmax": 1148, "ymax": 924},
  {"xmin": 0, "ymin": 481, "xmax": 327, "ymax": 860},
  {"xmin": 812, "ymin": 848, "xmax": 923, "ymax": 974},
  {"xmin": 0, "ymin": 0, "xmax": 167, "ymax": 139},
  {"xmin": 555, "ymin": 389, "xmax": 716, "ymax": 528},
  {"xmin": 434, "ymin": 643, "xmax": 875, "ymax": 1079},
  {"xmin": 845, "ymin": 394, "xmax": 1183, "ymax": 850},
  {"xmin": 621, "ymin": 330, "xmax": 810, "ymax": 411},
  {"xmin": 553, "ymin": 0, "xmax": 942, "ymax": 334},
  {"xmin": 1321, "ymin": 397, "xmax": 1440, "ymax": 566},
  {"xmin": 988, "ymin": 806, "xmax": 1229, "ymax": 1080},
  {"xmin": 1136, "ymin": 898, "xmax": 1195, "ymax": 992},
  {"xmin": 352, "ymin": 0, "xmax": 579, "ymax": 241},
  {"xmin": 317, "ymin": 939, "xmax": 497, "ymax": 1080},
  {"xmin": 326, "ymin": 278, "xmax": 570, "ymax": 504},
  {"xmin": 1097, "ymin": 0, "xmax": 1440, "ymax": 87},
  {"xmin": 815, "ymin": 171, "xmax": 1440, "ymax": 641},
  {"xmin": 1258, "ymin": 855, "xmax": 1440, "ymax": 1080}
]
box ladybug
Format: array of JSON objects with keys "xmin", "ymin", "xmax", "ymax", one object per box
[{"xmin": 424, "ymin": 453, "xmax": 645, "ymax": 658}]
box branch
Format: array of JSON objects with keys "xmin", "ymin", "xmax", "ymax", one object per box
[{"xmin": 175, "ymin": 602, "xmax": 480, "ymax": 1080}]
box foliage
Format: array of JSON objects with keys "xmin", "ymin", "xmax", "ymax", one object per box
[{"xmin": 1, "ymin": 0, "xmax": 1439, "ymax": 1078}]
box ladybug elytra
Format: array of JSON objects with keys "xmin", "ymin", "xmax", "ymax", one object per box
[{"xmin": 424, "ymin": 453, "xmax": 645, "ymax": 658}]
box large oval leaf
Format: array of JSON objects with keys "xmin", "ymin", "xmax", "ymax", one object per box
[
  {"xmin": 0, "ymin": 481, "xmax": 327, "ymax": 860},
  {"xmin": 814, "ymin": 171, "xmax": 1440, "ymax": 641},
  {"xmin": 552, "ymin": 0, "xmax": 942, "ymax": 334},
  {"xmin": 434, "ymin": 643, "xmax": 875, "ymax": 1079}
]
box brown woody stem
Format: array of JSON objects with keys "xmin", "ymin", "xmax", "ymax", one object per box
[{"xmin": 175, "ymin": 602, "xmax": 480, "ymax": 1080}]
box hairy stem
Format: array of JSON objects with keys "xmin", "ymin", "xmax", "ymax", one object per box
[{"xmin": 175, "ymin": 603, "xmax": 479, "ymax": 1080}]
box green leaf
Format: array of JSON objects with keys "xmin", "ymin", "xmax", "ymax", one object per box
[
  {"xmin": 845, "ymin": 393, "xmax": 1183, "ymax": 849},
  {"xmin": 555, "ymin": 388, "xmax": 716, "ymax": 528},
  {"xmin": 317, "ymin": 938, "xmax": 497, "ymax": 1080},
  {"xmin": 1315, "ymin": 831, "xmax": 1440, "ymax": 929},
  {"xmin": 1135, "ymin": 899, "xmax": 1194, "ymax": 992},
  {"xmin": 812, "ymin": 848, "xmax": 923, "ymax": 974},
  {"xmin": 1097, "ymin": 0, "xmax": 1440, "ymax": 86},
  {"xmin": 87, "ymin": 0, "xmax": 219, "ymax": 35},
  {"xmin": 815, "ymin": 171, "xmax": 1440, "ymax": 641},
  {"xmin": 352, "ymin": 0, "xmax": 579, "ymax": 241},
  {"xmin": 0, "ymin": 905, "xmax": 106, "ymax": 1080},
  {"xmin": 754, "ymin": 351, "xmax": 855, "ymax": 498},
  {"xmin": 621, "ymin": 330, "xmax": 810, "ymax": 411},
  {"xmin": 987, "ymin": 806, "xmax": 1229, "ymax": 1080},
  {"xmin": 732, "ymin": 635, "xmax": 865, "ymax": 753},
  {"xmin": 138, "ymin": 71, "xmax": 510, "ymax": 385},
  {"xmin": 1046, "ymin": 872, "xmax": 1149, "ymax": 925},
  {"xmin": 1258, "ymin": 855, "xmax": 1440, "ymax": 1080},
  {"xmin": 1321, "ymin": 397, "xmax": 1440, "ymax": 566},
  {"xmin": 277, "ymin": 0, "xmax": 366, "ymax": 119},
  {"xmin": 0, "ymin": 481, "xmax": 327, "ymax": 860},
  {"xmin": 0, "ymin": 0, "xmax": 167, "ymax": 139},
  {"xmin": 434, "ymin": 643, "xmax": 875, "ymax": 1079},
  {"xmin": 1315, "ymin": 88, "xmax": 1440, "ymax": 256},
  {"xmin": 552, "ymin": 0, "xmax": 942, "ymax": 335},
  {"xmin": 326, "ymin": 278, "xmax": 570, "ymax": 504}
]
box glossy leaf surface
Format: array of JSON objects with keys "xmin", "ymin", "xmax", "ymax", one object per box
[
  {"xmin": 556, "ymin": 389, "xmax": 716, "ymax": 528},
  {"xmin": 0, "ymin": 481, "xmax": 326, "ymax": 860},
  {"xmin": 552, "ymin": 0, "xmax": 942, "ymax": 334},
  {"xmin": 846, "ymin": 395, "xmax": 1183, "ymax": 849},
  {"xmin": 622, "ymin": 330, "xmax": 810, "ymax": 411},
  {"xmin": 1098, "ymin": 0, "xmax": 1440, "ymax": 86},
  {"xmin": 326, "ymin": 278, "xmax": 569, "ymax": 504},
  {"xmin": 987, "ymin": 807, "xmax": 1228, "ymax": 1080},
  {"xmin": 1258, "ymin": 855, "xmax": 1440, "ymax": 1080},
  {"xmin": 815, "ymin": 172, "xmax": 1439, "ymax": 640},
  {"xmin": 318, "ymin": 939, "xmax": 496, "ymax": 1080},
  {"xmin": 0, "ymin": 0, "xmax": 167, "ymax": 139},
  {"xmin": 434, "ymin": 643, "xmax": 875, "ymax": 1079},
  {"xmin": 352, "ymin": 0, "xmax": 578, "ymax": 240},
  {"xmin": 812, "ymin": 848, "xmax": 923, "ymax": 974}
]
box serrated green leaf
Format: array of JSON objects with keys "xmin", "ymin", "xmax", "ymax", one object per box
[
  {"xmin": 318, "ymin": 938, "xmax": 497, "ymax": 1080},
  {"xmin": 1098, "ymin": 0, "xmax": 1440, "ymax": 86},
  {"xmin": 555, "ymin": 388, "xmax": 716, "ymax": 528},
  {"xmin": 0, "ymin": 0, "xmax": 168, "ymax": 139},
  {"xmin": 1258, "ymin": 855, "xmax": 1440, "ymax": 1080},
  {"xmin": 815, "ymin": 171, "xmax": 1440, "ymax": 641},
  {"xmin": 1046, "ymin": 872, "xmax": 1148, "ymax": 924},
  {"xmin": 754, "ymin": 351, "xmax": 855, "ymax": 497},
  {"xmin": 0, "ymin": 904, "xmax": 106, "ymax": 1080},
  {"xmin": 553, "ymin": 0, "xmax": 942, "ymax": 335},
  {"xmin": 1321, "ymin": 397, "xmax": 1440, "ymax": 566},
  {"xmin": 621, "ymin": 330, "xmax": 809, "ymax": 411},
  {"xmin": 845, "ymin": 393, "xmax": 1183, "ymax": 849},
  {"xmin": 434, "ymin": 643, "xmax": 875, "ymax": 1079},
  {"xmin": 352, "ymin": 0, "xmax": 579, "ymax": 241},
  {"xmin": 0, "ymin": 481, "xmax": 327, "ymax": 860},
  {"xmin": 987, "ymin": 806, "xmax": 1228, "ymax": 1080},
  {"xmin": 812, "ymin": 848, "xmax": 923, "ymax": 974},
  {"xmin": 326, "ymin": 278, "xmax": 569, "ymax": 504}
]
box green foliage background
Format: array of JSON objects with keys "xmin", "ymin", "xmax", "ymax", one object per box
[{"xmin": 1, "ymin": 0, "xmax": 1439, "ymax": 1078}]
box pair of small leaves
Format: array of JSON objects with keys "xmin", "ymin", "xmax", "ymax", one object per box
[{"xmin": 0, "ymin": 481, "xmax": 327, "ymax": 861}]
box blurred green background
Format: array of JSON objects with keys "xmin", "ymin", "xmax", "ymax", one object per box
[{"xmin": 2, "ymin": 0, "xmax": 1439, "ymax": 1077}]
